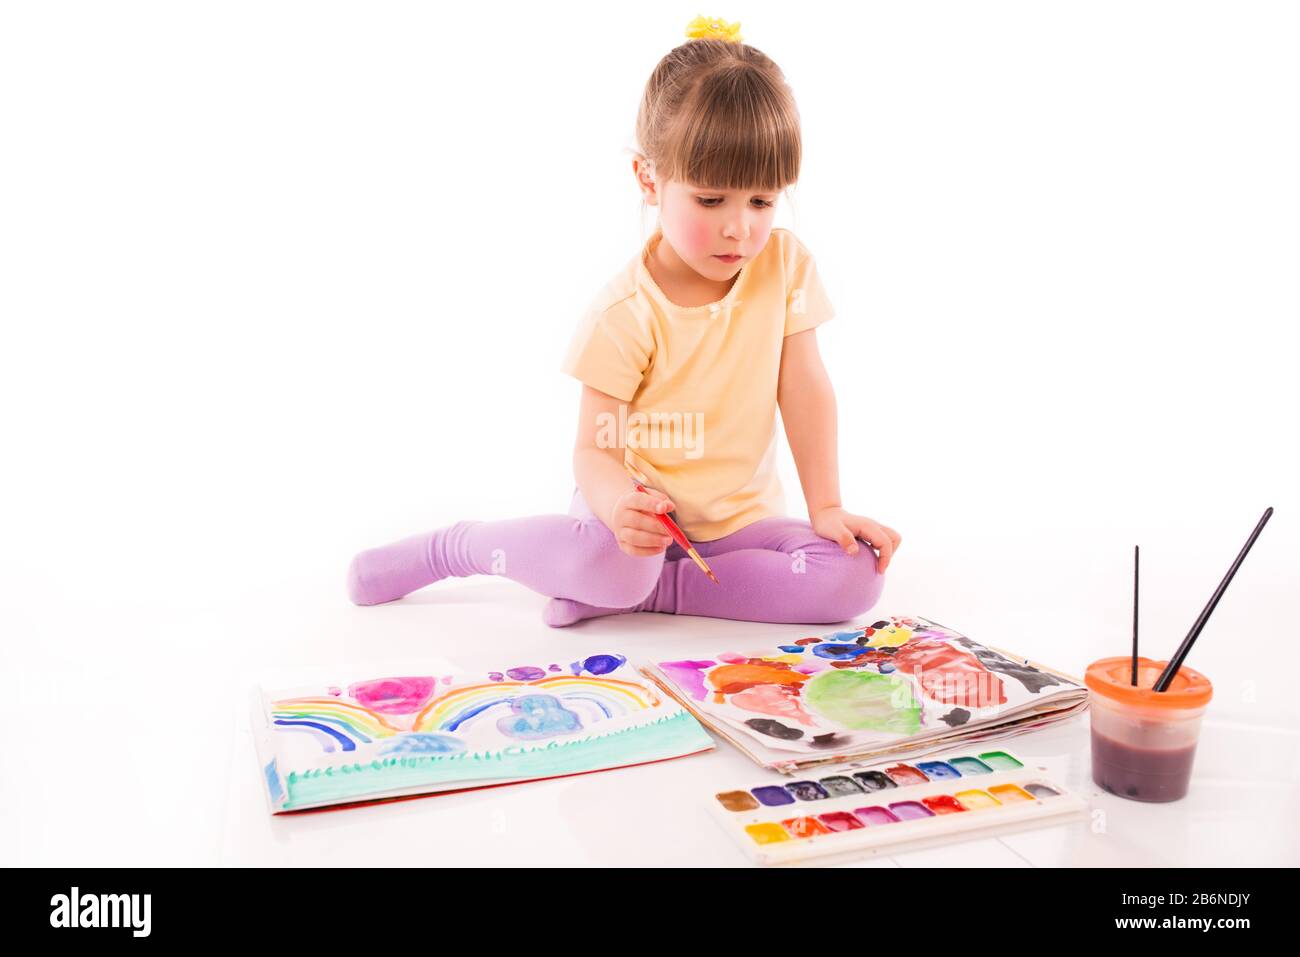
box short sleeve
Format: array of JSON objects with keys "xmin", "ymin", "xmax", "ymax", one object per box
[
  {"xmin": 559, "ymin": 299, "xmax": 654, "ymax": 401},
  {"xmin": 784, "ymin": 248, "xmax": 836, "ymax": 337}
]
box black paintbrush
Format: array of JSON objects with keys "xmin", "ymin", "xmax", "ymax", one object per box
[
  {"xmin": 1132, "ymin": 545, "xmax": 1139, "ymax": 686},
  {"xmin": 1153, "ymin": 507, "xmax": 1274, "ymax": 692}
]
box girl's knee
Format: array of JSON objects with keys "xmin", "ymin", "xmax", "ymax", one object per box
[
  {"xmin": 814, "ymin": 542, "xmax": 885, "ymax": 623},
  {"xmin": 599, "ymin": 552, "xmax": 664, "ymax": 607},
  {"xmin": 573, "ymin": 527, "xmax": 665, "ymax": 607}
]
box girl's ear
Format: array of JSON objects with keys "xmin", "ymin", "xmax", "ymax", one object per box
[{"xmin": 633, "ymin": 156, "xmax": 658, "ymax": 206}]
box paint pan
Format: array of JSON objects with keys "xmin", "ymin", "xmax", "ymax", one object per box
[
  {"xmin": 710, "ymin": 747, "xmax": 1085, "ymax": 866},
  {"xmin": 883, "ymin": 763, "xmax": 929, "ymax": 786},
  {"xmin": 948, "ymin": 756, "xmax": 994, "ymax": 775}
]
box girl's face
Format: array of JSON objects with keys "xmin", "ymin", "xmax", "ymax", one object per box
[{"xmin": 653, "ymin": 176, "xmax": 780, "ymax": 284}]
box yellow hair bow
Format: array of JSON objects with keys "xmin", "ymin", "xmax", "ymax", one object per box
[{"xmin": 685, "ymin": 14, "xmax": 743, "ymax": 43}]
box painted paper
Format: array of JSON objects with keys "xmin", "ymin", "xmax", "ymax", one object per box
[
  {"xmin": 649, "ymin": 616, "xmax": 1084, "ymax": 764},
  {"xmin": 255, "ymin": 653, "xmax": 713, "ymax": 813}
]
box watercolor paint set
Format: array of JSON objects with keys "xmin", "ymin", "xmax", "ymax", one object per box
[{"xmin": 711, "ymin": 747, "xmax": 1086, "ymax": 865}]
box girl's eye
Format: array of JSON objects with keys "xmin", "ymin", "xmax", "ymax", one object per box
[{"xmin": 696, "ymin": 198, "xmax": 775, "ymax": 208}]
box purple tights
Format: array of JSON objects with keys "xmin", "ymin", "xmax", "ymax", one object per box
[{"xmin": 347, "ymin": 487, "xmax": 885, "ymax": 628}]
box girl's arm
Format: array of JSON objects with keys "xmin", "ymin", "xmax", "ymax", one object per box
[
  {"xmin": 572, "ymin": 384, "xmax": 676, "ymax": 557},
  {"xmin": 777, "ymin": 328, "xmax": 902, "ymax": 570}
]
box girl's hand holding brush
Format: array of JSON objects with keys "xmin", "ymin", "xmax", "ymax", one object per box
[
  {"xmin": 620, "ymin": 461, "xmax": 720, "ymax": 583},
  {"xmin": 610, "ymin": 487, "xmax": 677, "ymax": 558}
]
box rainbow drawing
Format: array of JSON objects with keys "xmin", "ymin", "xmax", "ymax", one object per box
[
  {"xmin": 254, "ymin": 653, "xmax": 713, "ymax": 812},
  {"xmin": 412, "ymin": 675, "xmax": 659, "ymax": 733},
  {"xmin": 271, "ymin": 698, "xmax": 401, "ymax": 753}
]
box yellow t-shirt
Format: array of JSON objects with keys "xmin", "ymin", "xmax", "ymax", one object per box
[{"xmin": 559, "ymin": 226, "xmax": 836, "ymax": 541}]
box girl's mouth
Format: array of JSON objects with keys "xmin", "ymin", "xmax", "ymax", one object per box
[{"xmin": 714, "ymin": 254, "xmax": 742, "ymax": 263}]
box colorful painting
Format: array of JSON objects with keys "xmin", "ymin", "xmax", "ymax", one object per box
[
  {"xmin": 255, "ymin": 653, "xmax": 713, "ymax": 813},
  {"xmin": 650, "ymin": 616, "xmax": 1082, "ymax": 760}
]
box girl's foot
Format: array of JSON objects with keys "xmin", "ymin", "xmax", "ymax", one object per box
[
  {"xmin": 542, "ymin": 586, "xmax": 659, "ymax": 628},
  {"xmin": 347, "ymin": 521, "xmax": 480, "ymax": 605}
]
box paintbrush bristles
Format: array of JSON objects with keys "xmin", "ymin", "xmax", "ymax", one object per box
[{"xmin": 685, "ymin": 546, "xmax": 720, "ymax": 585}]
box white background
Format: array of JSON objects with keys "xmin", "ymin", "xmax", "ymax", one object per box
[{"xmin": 1, "ymin": 1, "xmax": 1296, "ymax": 865}]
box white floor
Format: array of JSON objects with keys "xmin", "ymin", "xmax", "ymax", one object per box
[
  {"xmin": 5, "ymin": 575, "xmax": 1293, "ymax": 867},
  {"xmin": 4, "ymin": 0, "xmax": 1298, "ymax": 872}
]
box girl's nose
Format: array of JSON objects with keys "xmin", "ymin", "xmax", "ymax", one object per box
[{"xmin": 723, "ymin": 218, "xmax": 751, "ymax": 241}]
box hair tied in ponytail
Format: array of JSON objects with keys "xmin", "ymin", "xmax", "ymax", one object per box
[{"xmin": 684, "ymin": 15, "xmax": 743, "ymax": 43}]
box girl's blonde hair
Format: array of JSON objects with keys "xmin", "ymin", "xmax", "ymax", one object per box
[{"xmin": 634, "ymin": 37, "xmax": 801, "ymax": 194}]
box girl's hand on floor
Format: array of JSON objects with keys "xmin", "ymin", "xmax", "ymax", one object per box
[
  {"xmin": 810, "ymin": 506, "xmax": 902, "ymax": 572},
  {"xmin": 610, "ymin": 487, "xmax": 676, "ymax": 558}
]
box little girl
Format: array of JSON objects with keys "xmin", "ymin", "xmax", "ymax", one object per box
[{"xmin": 347, "ymin": 17, "xmax": 901, "ymax": 628}]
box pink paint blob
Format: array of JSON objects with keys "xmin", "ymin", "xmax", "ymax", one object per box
[
  {"xmin": 793, "ymin": 660, "xmax": 831, "ymax": 675},
  {"xmin": 659, "ymin": 660, "xmax": 715, "ymax": 702},
  {"xmin": 348, "ymin": 676, "xmax": 437, "ymax": 715},
  {"xmin": 731, "ymin": 683, "xmax": 815, "ymax": 726}
]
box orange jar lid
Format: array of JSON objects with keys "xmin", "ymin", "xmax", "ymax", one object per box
[{"xmin": 1085, "ymin": 656, "xmax": 1212, "ymax": 708}]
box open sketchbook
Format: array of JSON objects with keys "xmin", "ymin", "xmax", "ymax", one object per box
[
  {"xmin": 253, "ymin": 653, "xmax": 714, "ymax": 813},
  {"xmin": 639, "ymin": 616, "xmax": 1089, "ymax": 773}
]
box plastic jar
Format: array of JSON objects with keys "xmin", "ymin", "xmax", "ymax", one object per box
[{"xmin": 1084, "ymin": 656, "xmax": 1213, "ymax": 803}]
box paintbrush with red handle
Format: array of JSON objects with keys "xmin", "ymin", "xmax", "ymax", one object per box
[{"xmin": 622, "ymin": 460, "xmax": 720, "ymax": 585}]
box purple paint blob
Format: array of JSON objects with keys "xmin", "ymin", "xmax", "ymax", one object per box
[
  {"xmin": 506, "ymin": 666, "xmax": 546, "ymax": 681},
  {"xmin": 658, "ymin": 660, "xmax": 715, "ymax": 701},
  {"xmin": 580, "ymin": 654, "xmax": 627, "ymax": 676},
  {"xmin": 854, "ymin": 806, "xmax": 901, "ymax": 826},
  {"xmin": 752, "ymin": 786, "xmax": 796, "ymax": 807},
  {"xmin": 888, "ymin": 801, "xmax": 935, "ymax": 820},
  {"xmin": 488, "ymin": 672, "xmax": 504, "ymax": 682}
]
